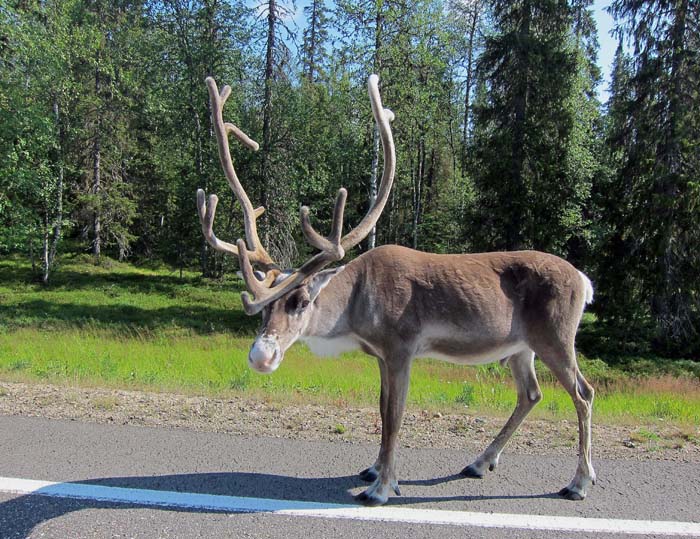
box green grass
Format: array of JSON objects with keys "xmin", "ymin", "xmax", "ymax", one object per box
[
  {"xmin": 1, "ymin": 254, "xmax": 699, "ymax": 426},
  {"xmin": 0, "ymin": 254, "xmax": 256, "ymax": 337}
]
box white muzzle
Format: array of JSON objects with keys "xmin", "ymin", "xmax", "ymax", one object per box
[{"xmin": 249, "ymin": 336, "xmax": 281, "ymax": 374}]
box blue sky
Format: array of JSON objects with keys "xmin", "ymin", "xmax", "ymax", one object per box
[{"xmin": 592, "ymin": 0, "xmax": 617, "ymax": 102}]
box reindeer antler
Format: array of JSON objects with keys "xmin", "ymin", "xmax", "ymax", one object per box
[
  {"xmin": 197, "ymin": 77, "xmax": 277, "ymax": 273},
  {"xmin": 198, "ymin": 74, "xmax": 395, "ymax": 315},
  {"xmin": 341, "ymin": 75, "xmax": 396, "ymax": 251}
]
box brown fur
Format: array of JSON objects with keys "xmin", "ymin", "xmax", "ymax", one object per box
[
  {"xmin": 257, "ymin": 245, "xmax": 596, "ymax": 506},
  {"xmin": 195, "ymin": 75, "xmax": 593, "ymax": 506}
]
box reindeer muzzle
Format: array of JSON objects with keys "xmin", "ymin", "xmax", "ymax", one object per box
[{"xmin": 248, "ymin": 336, "xmax": 281, "ymax": 373}]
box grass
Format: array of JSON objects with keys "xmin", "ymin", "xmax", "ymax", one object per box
[
  {"xmin": 0, "ymin": 254, "xmax": 256, "ymax": 337},
  {"xmin": 90, "ymin": 395, "xmax": 120, "ymax": 411},
  {"xmin": 1, "ymin": 254, "xmax": 699, "ymax": 427}
]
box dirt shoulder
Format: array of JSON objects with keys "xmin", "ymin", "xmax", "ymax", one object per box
[{"xmin": 1, "ymin": 380, "xmax": 698, "ymax": 462}]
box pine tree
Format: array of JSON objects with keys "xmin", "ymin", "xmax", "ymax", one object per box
[
  {"xmin": 446, "ymin": 0, "xmax": 485, "ymax": 175},
  {"xmin": 593, "ymin": 40, "xmax": 641, "ymax": 334},
  {"xmin": 255, "ymin": 0, "xmax": 299, "ymax": 267},
  {"xmin": 302, "ymin": 0, "xmax": 329, "ymax": 83},
  {"xmin": 603, "ymin": 0, "xmax": 700, "ymax": 355},
  {"xmin": 0, "ymin": 0, "xmax": 76, "ymax": 281},
  {"xmin": 149, "ymin": 0, "xmax": 254, "ymax": 274},
  {"xmin": 471, "ymin": 0, "xmax": 592, "ymax": 256}
]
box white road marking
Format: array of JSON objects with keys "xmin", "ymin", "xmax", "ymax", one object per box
[{"xmin": 1, "ymin": 476, "xmax": 699, "ymax": 536}]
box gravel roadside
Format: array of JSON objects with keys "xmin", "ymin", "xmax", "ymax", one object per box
[{"xmin": 1, "ymin": 380, "xmax": 698, "ymax": 462}]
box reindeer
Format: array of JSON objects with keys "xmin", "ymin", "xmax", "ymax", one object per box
[{"xmin": 197, "ymin": 75, "xmax": 596, "ymax": 507}]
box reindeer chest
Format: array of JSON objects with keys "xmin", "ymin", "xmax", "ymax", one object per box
[{"xmin": 301, "ymin": 335, "xmax": 361, "ymax": 358}]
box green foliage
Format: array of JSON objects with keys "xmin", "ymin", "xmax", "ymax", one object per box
[
  {"xmin": 1, "ymin": 0, "xmax": 698, "ymax": 356},
  {"xmin": 598, "ymin": 0, "xmax": 700, "ymax": 356},
  {"xmin": 471, "ymin": 0, "xmax": 599, "ymax": 258},
  {"xmin": 302, "ymin": 0, "xmax": 330, "ymax": 82},
  {"xmin": 0, "ymin": 1, "xmax": 71, "ymax": 264},
  {"xmin": 455, "ymin": 382, "xmax": 476, "ymax": 406}
]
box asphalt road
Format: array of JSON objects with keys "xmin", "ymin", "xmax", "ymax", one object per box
[{"xmin": 0, "ymin": 414, "xmax": 698, "ymax": 539}]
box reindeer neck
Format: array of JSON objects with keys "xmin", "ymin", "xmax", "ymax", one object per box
[{"xmin": 303, "ymin": 266, "xmax": 356, "ymax": 339}]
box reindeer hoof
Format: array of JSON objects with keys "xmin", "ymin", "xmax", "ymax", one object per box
[
  {"xmin": 355, "ymin": 489, "xmax": 388, "ymax": 507},
  {"xmin": 559, "ymin": 487, "xmax": 585, "ymax": 501},
  {"xmin": 359, "ymin": 467, "xmax": 378, "ymax": 482},
  {"xmin": 460, "ymin": 464, "xmax": 484, "ymax": 478}
]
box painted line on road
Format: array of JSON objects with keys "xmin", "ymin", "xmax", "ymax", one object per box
[{"xmin": 1, "ymin": 476, "xmax": 699, "ymax": 536}]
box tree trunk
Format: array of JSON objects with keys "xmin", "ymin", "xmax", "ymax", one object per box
[
  {"xmin": 425, "ymin": 147, "xmax": 436, "ymax": 209},
  {"xmin": 507, "ymin": 0, "xmax": 531, "ymax": 251},
  {"xmin": 368, "ymin": 1, "xmax": 384, "ymax": 250},
  {"xmin": 43, "ymin": 99, "xmax": 64, "ymax": 284},
  {"xmin": 194, "ymin": 107, "xmax": 208, "ymax": 274},
  {"xmin": 461, "ymin": 3, "xmax": 480, "ymax": 173},
  {"xmin": 92, "ymin": 60, "xmax": 102, "ymax": 261},
  {"xmin": 368, "ymin": 125, "xmax": 379, "ymax": 249},
  {"xmin": 306, "ymin": 0, "xmax": 318, "ymax": 82},
  {"xmin": 412, "ymin": 137, "xmax": 425, "ymax": 249},
  {"xmin": 29, "ymin": 241, "xmax": 36, "ymax": 275},
  {"xmin": 261, "ymin": 0, "xmax": 277, "ymax": 246},
  {"xmin": 48, "ymin": 149, "xmax": 63, "ymax": 270},
  {"xmin": 42, "ymin": 213, "xmax": 50, "ymax": 284}
]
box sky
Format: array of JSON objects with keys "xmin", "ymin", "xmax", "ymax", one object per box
[{"xmin": 592, "ymin": 0, "xmax": 617, "ymax": 102}]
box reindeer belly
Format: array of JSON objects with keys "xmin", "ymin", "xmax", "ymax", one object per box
[
  {"xmin": 420, "ymin": 341, "xmax": 527, "ymax": 365},
  {"xmin": 301, "ymin": 335, "xmax": 361, "ymax": 358},
  {"xmin": 417, "ymin": 324, "xmax": 526, "ymax": 365}
]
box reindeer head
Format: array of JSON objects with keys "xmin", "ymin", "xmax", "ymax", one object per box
[{"xmin": 197, "ymin": 75, "xmax": 395, "ymax": 374}]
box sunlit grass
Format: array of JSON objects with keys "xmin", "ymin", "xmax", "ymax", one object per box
[
  {"xmin": 1, "ymin": 327, "xmax": 699, "ymax": 425},
  {"xmin": 1, "ymin": 254, "xmax": 699, "ymax": 426}
]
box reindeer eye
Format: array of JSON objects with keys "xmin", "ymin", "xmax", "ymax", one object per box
[
  {"xmin": 285, "ymin": 295, "xmax": 300, "ymax": 313},
  {"xmin": 284, "ymin": 294, "xmax": 305, "ymax": 314},
  {"xmin": 285, "ymin": 294, "xmax": 310, "ymax": 313}
]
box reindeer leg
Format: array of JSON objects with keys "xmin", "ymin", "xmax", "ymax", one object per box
[
  {"xmin": 462, "ymin": 350, "xmax": 541, "ymax": 478},
  {"xmin": 359, "ymin": 357, "xmax": 389, "ymax": 483},
  {"xmin": 356, "ymin": 354, "xmax": 412, "ymax": 506},
  {"xmin": 536, "ymin": 346, "xmax": 595, "ymax": 501}
]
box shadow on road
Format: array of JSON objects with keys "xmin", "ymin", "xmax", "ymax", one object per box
[{"xmin": 0, "ymin": 471, "xmax": 560, "ymax": 538}]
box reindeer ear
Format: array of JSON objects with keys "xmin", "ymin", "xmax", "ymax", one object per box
[
  {"xmin": 237, "ymin": 270, "xmax": 267, "ymax": 282},
  {"xmin": 308, "ymin": 266, "xmax": 344, "ymax": 303},
  {"xmin": 273, "ymin": 270, "xmax": 294, "ymax": 286}
]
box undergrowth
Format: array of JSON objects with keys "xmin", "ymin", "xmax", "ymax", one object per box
[{"xmin": 1, "ymin": 254, "xmax": 699, "ymax": 425}]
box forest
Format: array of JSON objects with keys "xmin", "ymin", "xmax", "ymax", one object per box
[{"xmin": 1, "ymin": 0, "xmax": 699, "ymax": 358}]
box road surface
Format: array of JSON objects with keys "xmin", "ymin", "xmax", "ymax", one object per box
[{"xmin": 0, "ymin": 415, "xmax": 698, "ymax": 538}]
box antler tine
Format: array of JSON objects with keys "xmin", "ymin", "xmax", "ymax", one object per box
[
  {"xmin": 300, "ymin": 188, "xmax": 347, "ymax": 260},
  {"xmin": 197, "ymin": 189, "xmax": 240, "ymax": 256},
  {"xmin": 237, "ymin": 234, "xmax": 348, "ymax": 314},
  {"xmin": 236, "ymin": 74, "xmax": 395, "ymax": 314},
  {"xmin": 237, "ymin": 238, "xmax": 309, "ymax": 314},
  {"xmin": 199, "ymin": 76, "xmax": 277, "ymax": 272},
  {"xmin": 298, "ymin": 74, "xmax": 393, "ymax": 261},
  {"xmin": 241, "ymin": 186, "xmax": 349, "ymax": 315},
  {"xmin": 340, "ymin": 74, "xmax": 396, "ymax": 251}
]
